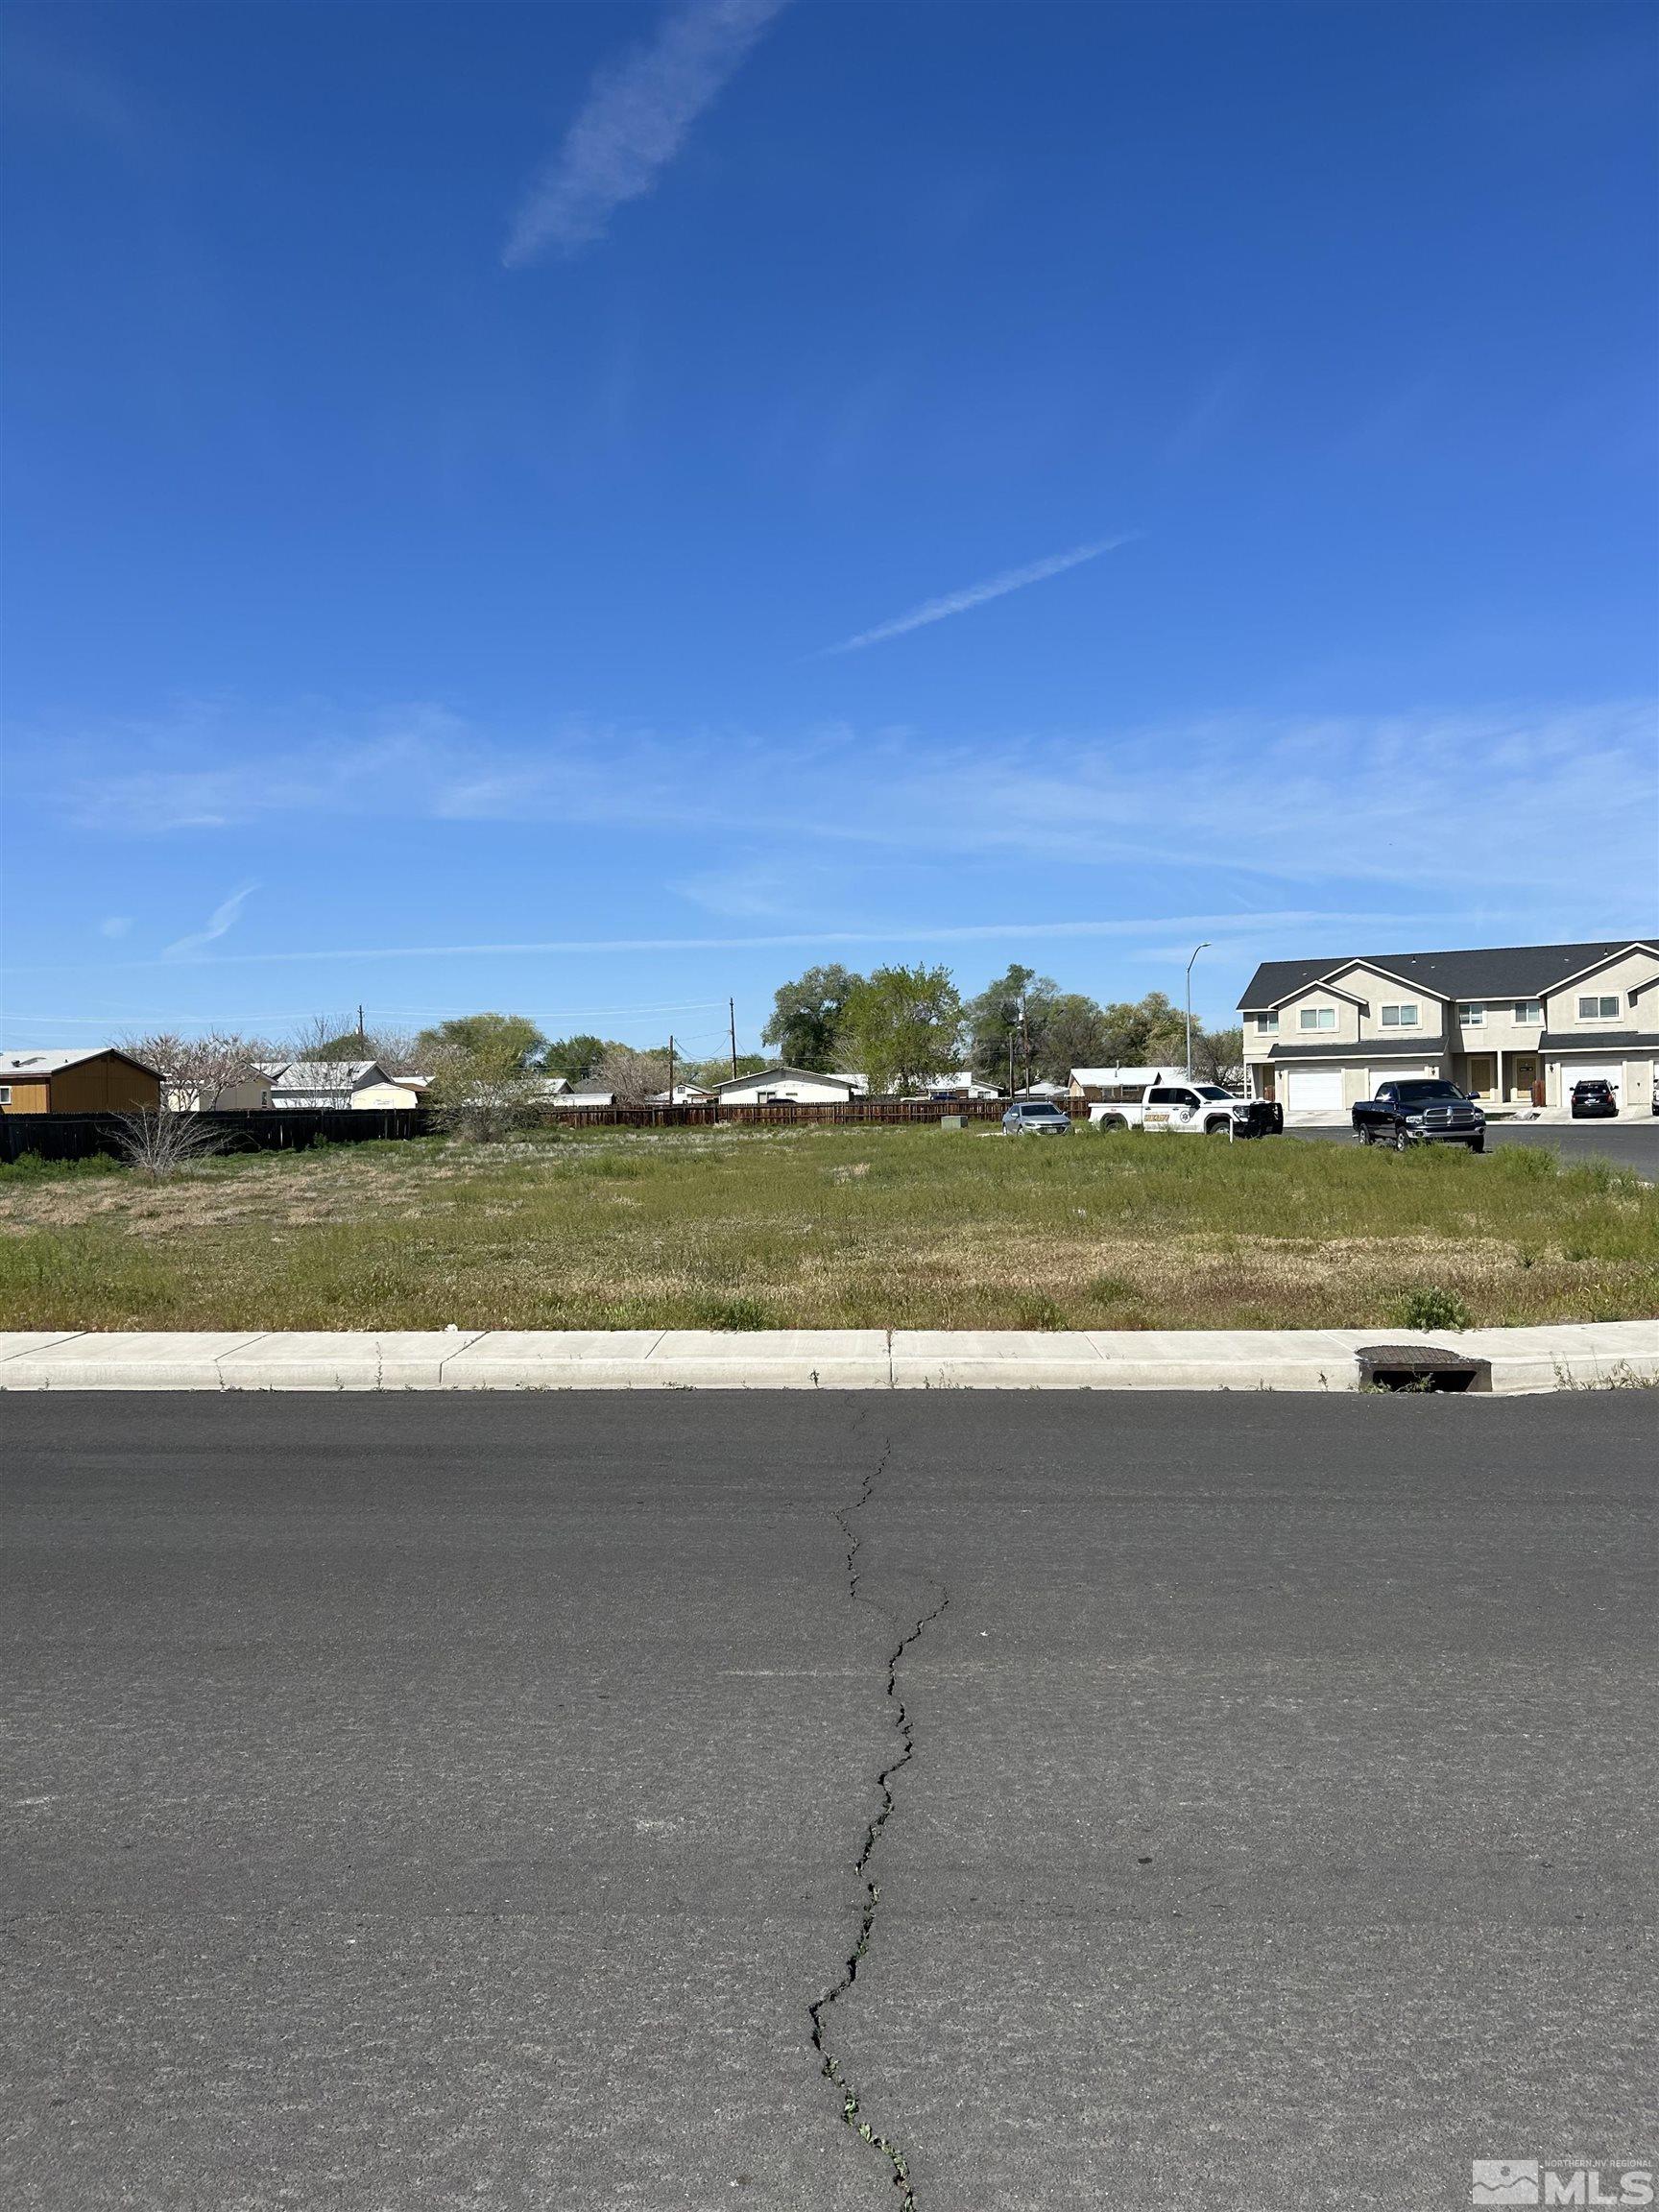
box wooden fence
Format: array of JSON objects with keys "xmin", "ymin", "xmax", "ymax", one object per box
[
  {"xmin": 0, "ymin": 1108, "xmax": 430, "ymax": 1165},
  {"xmin": 535, "ymin": 1097, "xmax": 1012, "ymax": 1128},
  {"xmin": 0, "ymin": 1095, "xmax": 1020, "ymax": 1165}
]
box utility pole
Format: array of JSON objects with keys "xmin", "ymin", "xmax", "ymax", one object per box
[
  {"xmin": 356, "ymin": 1002, "xmax": 366, "ymax": 1050},
  {"xmin": 729, "ymin": 998, "xmax": 738, "ymax": 1080},
  {"xmin": 1185, "ymin": 943, "xmax": 1211, "ymax": 1078},
  {"xmin": 667, "ymin": 1034, "xmax": 676, "ymax": 1106}
]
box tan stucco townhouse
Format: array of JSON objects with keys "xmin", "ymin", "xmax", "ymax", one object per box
[{"xmin": 1238, "ymin": 937, "xmax": 1659, "ymax": 1116}]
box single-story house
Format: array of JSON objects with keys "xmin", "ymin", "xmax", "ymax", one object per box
[
  {"xmin": 0, "ymin": 1047, "xmax": 161, "ymax": 1115},
  {"xmin": 1238, "ymin": 937, "xmax": 1659, "ymax": 1114},
  {"xmin": 1015, "ymin": 1080, "xmax": 1069, "ymax": 1101},
  {"xmin": 716, "ymin": 1065, "xmax": 864, "ymax": 1105},
  {"xmin": 243, "ymin": 1060, "xmax": 428, "ymax": 1110},
  {"xmin": 906, "ymin": 1070, "xmax": 1002, "ymax": 1100},
  {"xmin": 1069, "ymin": 1065, "xmax": 1184, "ymax": 1104},
  {"xmin": 650, "ymin": 1083, "xmax": 718, "ymax": 1104}
]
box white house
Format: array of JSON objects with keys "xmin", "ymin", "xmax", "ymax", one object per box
[
  {"xmin": 253, "ymin": 1060, "xmax": 427, "ymax": 1110},
  {"xmin": 905, "ymin": 1070, "xmax": 1002, "ymax": 1100},
  {"xmin": 715, "ymin": 1065, "xmax": 864, "ymax": 1105},
  {"xmin": 1238, "ymin": 937, "xmax": 1659, "ymax": 1114}
]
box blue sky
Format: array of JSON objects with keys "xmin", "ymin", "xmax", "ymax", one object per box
[{"xmin": 2, "ymin": 0, "xmax": 1655, "ymax": 1059}]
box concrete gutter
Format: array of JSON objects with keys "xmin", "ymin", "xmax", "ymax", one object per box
[{"xmin": 0, "ymin": 1322, "xmax": 1652, "ymax": 1392}]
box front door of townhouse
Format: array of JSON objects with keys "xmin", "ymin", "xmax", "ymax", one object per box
[
  {"xmin": 1510, "ymin": 1053, "xmax": 1539, "ymax": 1103},
  {"xmin": 1464, "ymin": 1054, "xmax": 1497, "ymax": 1099}
]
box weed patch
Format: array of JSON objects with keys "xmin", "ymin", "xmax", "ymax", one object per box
[{"xmin": 1, "ymin": 1125, "xmax": 1653, "ymax": 1332}]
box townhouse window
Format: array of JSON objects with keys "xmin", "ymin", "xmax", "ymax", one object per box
[
  {"xmin": 1298, "ymin": 1006, "xmax": 1336, "ymax": 1031},
  {"xmin": 1458, "ymin": 1002, "xmax": 1485, "ymax": 1025},
  {"xmin": 1380, "ymin": 1004, "xmax": 1418, "ymax": 1027},
  {"xmin": 1577, "ymin": 995, "xmax": 1618, "ymax": 1021},
  {"xmin": 1513, "ymin": 1000, "xmax": 1542, "ymax": 1024},
  {"xmin": 0, "ymin": 1086, "xmax": 11, "ymax": 1105},
  {"xmin": 1252, "ymin": 1013, "xmax": 1279, "ymax": 1035}
]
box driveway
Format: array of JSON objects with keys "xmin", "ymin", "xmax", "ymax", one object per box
[
  {"xmin": 3, "ymin": 1394, "xmax": 1653, "ymax": 2210},
  {"xmin": 1284, "ymin": 1117, "xmax": 1659, "ymax": 1177}
]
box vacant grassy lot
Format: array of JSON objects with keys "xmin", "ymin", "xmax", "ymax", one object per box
[{"xmin": 1, "ymin": 1123, "xmax": 1655, "ymax": 1333}]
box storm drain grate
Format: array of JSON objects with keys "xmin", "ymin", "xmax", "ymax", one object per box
[{"xmin": 1356, "ymin": 1343, "xmax": 1490, "ymax": 1392}]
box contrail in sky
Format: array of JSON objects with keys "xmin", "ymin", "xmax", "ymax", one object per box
[{"xmin": 822, "ymin": 534, "xmax": 1136, "ymax": 655}]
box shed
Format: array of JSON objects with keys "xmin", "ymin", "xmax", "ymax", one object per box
[{"xmin": 0, "ymin": 1048, "xmax": 162, "ymax": 1116}]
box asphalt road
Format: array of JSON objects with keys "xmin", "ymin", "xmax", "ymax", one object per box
[
  {"xmin": 3, "ymin": 1394, "xmax": 1653, "ymax": 2212},
  {"xmin": 1284, "ymin": 1117, "xmax": 1659, "ymax": 1176}
]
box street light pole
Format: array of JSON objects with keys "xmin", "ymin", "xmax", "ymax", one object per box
[{"xmin": 1185, "ymin": 942, "xmax": 1211, "ymax": 1078}]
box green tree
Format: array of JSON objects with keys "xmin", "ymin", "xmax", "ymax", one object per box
[
  {"xmin": 761, "ymin": 963, "xmax": 860, "ymax": 1070},
  {"xmin": 1034, "ymin": 993, "xmax": 1113, "ymax": 1083},
  {"xmin": 963, "ymin": 964, "xmax": 1060, "ymax": 1089},
  {"xmin": 1098, "ymin": 991, "xmax": 1187, "ymax": 1068},
  {"xmin": 541, "ymin": 1033, "xmax": 610, "ymax": 1083},
  {"xmin": 412, "ymin": 1013, "xmax": 546, "ymax": 1073},
  {"xmin": 685, "ymin": 1052, "xmax": 766, "ymax": 1087},
  {"xmin": 839, "ymin": 964, "xmax": 963, "ymax": 1094}
]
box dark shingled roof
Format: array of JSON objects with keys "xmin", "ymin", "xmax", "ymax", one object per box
[
  {"xmin": 1238, "ymin": 939, "xmax": 1658, "ymax": 1011},
  {"xmin": 1264, "ymin": 1038, "xmax": 1446, "ymax": 1063},
  {"xmin": 1540, "ymin": 1031, "xmax": 1653, "ymax": 1052}
]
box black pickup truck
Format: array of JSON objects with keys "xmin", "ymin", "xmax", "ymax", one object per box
[{"xmin": 1353, "ymin": 1078, "xmax": 1485, "ymax": 1151}]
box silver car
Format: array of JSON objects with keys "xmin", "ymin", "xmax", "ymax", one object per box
[{"xmin": 1001, "ymin": 1101, "xmax": 1071, "ymax": 1136}]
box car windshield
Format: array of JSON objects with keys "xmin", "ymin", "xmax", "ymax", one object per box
[
  {"xmin": 1193, "ymin": 1086, "xmax": 1233, "ymax": 1100},
  {"xmin": 1022, "ymin": 1105, "xmax": 1066, "ymax": 1118},
  {"xmin": 1394, "ymin": 1081, "xmax": 1463, "ymax": 1102}
]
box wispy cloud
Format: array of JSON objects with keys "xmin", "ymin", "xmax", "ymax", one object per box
[
  {"xmin": 164, "ymin": 883, "xmax": 258, "ymax": 959},
  {"xmin": 502, "ymin": 0, "xmax": 787, "ymax": 266},
  {"xmin": 53, "ymin": 910, "xmax": 1403, "ymax": 974},
  {"xmin": 99, "ymin": 915, "xmax": 133, "ymax": 940},
  {"xmin": 821, "ymin": 535, "xmax": 1136, "ymax": 655},
  {"xmin": 34, "ymin": 695, "xmax": 1657, "ymax": 914}
]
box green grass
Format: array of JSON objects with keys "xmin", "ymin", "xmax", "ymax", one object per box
[{"xmin": 0, "ymin": 1123, "xmax": 1654, "ymax": 1332}]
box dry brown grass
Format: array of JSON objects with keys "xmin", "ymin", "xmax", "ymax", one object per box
[{"xmin": 1, "ymin": 1123, "xmax": 1654, "ymax": 1332}]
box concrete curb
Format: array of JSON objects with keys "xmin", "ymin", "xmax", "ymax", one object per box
[{"xmin": 0, "ymin": 1323, "xmax": 1653, "ymax": 1392}]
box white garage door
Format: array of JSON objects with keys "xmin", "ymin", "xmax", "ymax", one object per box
[
  {"xmin": 1566, "ymin": 1063, "xmax": 1622, "ymax": 1099},
  {"xmin": 1285, "ymin": 1067, "xmax": 1344, "ymax": 1113}
]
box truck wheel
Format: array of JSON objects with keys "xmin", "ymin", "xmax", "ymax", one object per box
[
  {"xmin": 1357, "ymin": 1123, "xmax": 1372, "ymax": 1144},
  {"xmin": 1469, "ymin": 1134, "xmax": 1484, "ymax": 1154},
  {"xmin": 1205, "ymin": 1118, "xmax": 1230, "ymax": 1136},
  {"xmin": 1393, "ymin": 1123, "xmax": 1409, "ymax": 1151},
  {"xmin": 1097, "ymin": 1116, "xmax": 1127, "ymax": 1134}
]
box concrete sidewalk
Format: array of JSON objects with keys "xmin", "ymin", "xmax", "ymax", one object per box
[{"xmin": 0, "ymin": 1322, "xmax": 1652, "ymax": 1392}]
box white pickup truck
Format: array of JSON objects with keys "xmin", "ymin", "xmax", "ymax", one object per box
[{"xmin": 1081, "ymin": 1068, "xmax": 1279, "ymax": 1138}]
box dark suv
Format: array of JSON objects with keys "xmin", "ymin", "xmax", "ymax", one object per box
[{"xmin": 1571, "ymin": 1078, "xmax": 1619, "ymax": 1119}]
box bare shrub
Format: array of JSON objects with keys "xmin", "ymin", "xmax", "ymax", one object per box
[
  {"xmin": 111, "ymin": 1108, "xmax": 228, "ymax": 1179},
  {"xmin": 595, "ymin": 1045, "xmax": 672, "ymax": 1106},
  {"xmin": 124, "ymin": 1031, "xmax": 273, "ymax": 1111}
]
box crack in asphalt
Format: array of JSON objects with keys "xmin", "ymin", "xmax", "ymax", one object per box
[{"xmin": 810, "ymin": 1439, "xmax": 947, "ymax": 2207}]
